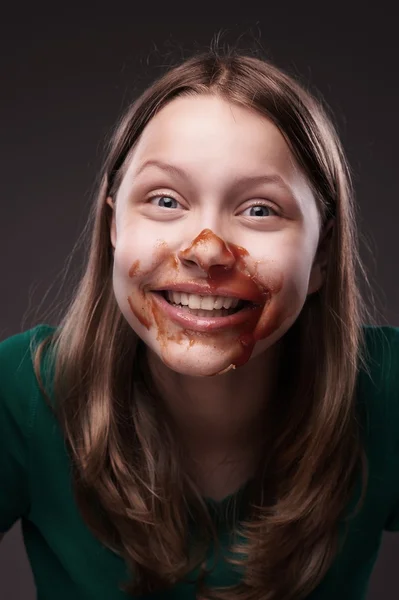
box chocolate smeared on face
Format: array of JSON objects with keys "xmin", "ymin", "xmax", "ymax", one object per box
[
  {"xmin": 126, "ymin": 229, "xmax": 287, "ymax": 372},
  {"xmin": 127, "ymin": 260, "xmax": 151, "ymax": 330},
  {"xmin": 179, "ymin": 228, "xmax": 237, "ymax": 271},
  {"xmin": 128, "ymin": 260, "xmax": 141, "ymax": 279},
  {"xmin": 110, "ymin": 95, "xmax": 323, "ymax": 378}
]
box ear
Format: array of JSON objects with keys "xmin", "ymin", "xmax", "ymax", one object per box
[
  {"xmin": 307, "ymin": 218, "xmax": 334, "ymax": 295},
  {"xmin": 106, "ymin": 197, "xmax": 117, "ymax": 249}
]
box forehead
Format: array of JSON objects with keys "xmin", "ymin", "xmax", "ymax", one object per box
[
  {"xmin": 115, "ymin": 94, "xmax": 318, "ymax": 225},
  {"xmin": 127, "ymin": 94, "xmax": 299, "ymax": 178}
]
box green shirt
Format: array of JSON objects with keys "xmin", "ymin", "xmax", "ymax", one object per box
[{"xmin": 1, "ymin": 323, "xmax": 399, "ymax": 599}]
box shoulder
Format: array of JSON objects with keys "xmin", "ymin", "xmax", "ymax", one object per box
[
  {"xmin": 0, "ymin": 323, "xmax": 57, "ymax": 431},
  {"xmin": 0, "ymin": 324, "xmax": 58, "ymax": 532},
  {"xmin": 0, "ymin": 322, "xmax": 56, "ymax": 363},
  {"xmin": 359, "ymin": 325, "xmax": 399, "ymax": 400},
  {"xmin": 362, "ymin": 324, "xmax": 399, "ymax": 367},
  {"xmin": 360, "ymin": 325, "xmax": 399, "ymax": 531},
  {"xmin": 357, "ymin": 324, "xmax": 399, "ymax": 460}
]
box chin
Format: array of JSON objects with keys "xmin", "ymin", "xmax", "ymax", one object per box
[{"xmin": 155, "ymin": 346, "xmax": 237, "ymax": 378}]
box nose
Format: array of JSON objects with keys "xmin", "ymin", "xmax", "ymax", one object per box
[{"xmin": 178, "ymin": 229, "xmax": 236, "ymax": 273}]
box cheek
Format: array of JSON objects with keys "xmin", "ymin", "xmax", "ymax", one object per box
[
  {"xmin": 113, "ymin": 226, "xmax": 158, "ymax": 275},
  {"xmin": 253, "ymin": 234, "xmax": 315, "ymax": 297},
  {"xmin": 111, "ymin": 228, "xmax": 154, "ymax": 332},
  {"xmin": 243, "ymin": 237, "xmax": 316, "ymax": 350},
  {"xmin": 111, "ymin": 228, "xmax": 178, "ymax": 337}
]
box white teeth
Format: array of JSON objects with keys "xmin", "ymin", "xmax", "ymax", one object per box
[
  {"xmin": 201, "ymin": 296, "xmax": 216, "ymax": 310},
  {"xmin": 167, "ymin": 291, "xmax": 239, "ymax": 311},
  {"xmin": 176, "ymin": 307, "xmax": 229, "ymax": 317},
  {"xmin": 171, "ymin": 291, "xmax": 181, "ymax": 305},
  {"xmin": 222, "ymin": 297, "xmax": 234, "ymax": 309},
  {"xmin": 213, "ymin": 296, "xmax": 224, "ymax": 309},
  {"xmin": 188, "ymin": 295, "xmax": 201, "ymax": 309},
  {"xmin": 180, "ymin": 292, "xmax": 189, "ymax": 305},
  {"xmin": 166, "ymin": 291, "xmax": 241, "ymax": 311}
]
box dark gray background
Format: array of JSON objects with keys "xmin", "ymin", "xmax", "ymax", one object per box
[{"xmin": 1, "ymin": 3, "xmax": 398, "ymax": 599}]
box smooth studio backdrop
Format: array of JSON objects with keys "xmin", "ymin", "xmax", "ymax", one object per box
[{"xmin": 1, "ymin": 4, "xmax": 398, "ymax": 599}]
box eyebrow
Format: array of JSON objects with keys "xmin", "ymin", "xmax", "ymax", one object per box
[{"xmin": 134, "ymin": 159, "xmax": 296, "ymax": 198}]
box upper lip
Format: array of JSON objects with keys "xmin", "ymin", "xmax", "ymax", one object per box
[{"xmin": 150, "ymin": 282, "xmax": 267, "ymax": 304}]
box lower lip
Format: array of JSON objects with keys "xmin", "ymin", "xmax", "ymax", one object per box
[{"xmin": 151, "ymin": 292, "xmax": 263, "ymax": 332}]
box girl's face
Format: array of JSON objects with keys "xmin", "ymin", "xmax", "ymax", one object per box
[{"xmin": 107, "ymin": 95, "xmax": 326, "ymax": 376}]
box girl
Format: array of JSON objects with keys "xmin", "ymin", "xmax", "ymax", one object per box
[{"xmin": 1, "ymin": 47, "xmax": 399, "ymax": 600}]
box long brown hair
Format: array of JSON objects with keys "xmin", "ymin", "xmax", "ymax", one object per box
[{"xmin": 31, "ymin": 46, "xmax": 374, "ymax": 599}]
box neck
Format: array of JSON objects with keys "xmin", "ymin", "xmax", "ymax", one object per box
[{"xmin": 146, "ymin": 345, "xmax": 280, "ymax": 463}]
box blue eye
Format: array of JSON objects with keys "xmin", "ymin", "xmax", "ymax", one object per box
[
  {"xmin": 242, "ymin": 204, "xmax": 277, "ymax": 217},
  {"xmin": 150, "ymin": 195, "xmax": 180, "ymax": 209}
]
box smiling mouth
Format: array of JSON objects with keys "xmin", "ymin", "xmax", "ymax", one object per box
[{"xmin": 154, "ymin": 290, "xmax": 255, "ymax": 317}]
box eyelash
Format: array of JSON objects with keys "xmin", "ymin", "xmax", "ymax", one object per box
[{"xmin": 146, "ymin": 192, "xmax": 280, "ymax": 217}]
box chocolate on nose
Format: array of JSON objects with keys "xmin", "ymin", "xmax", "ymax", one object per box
[{"xmin": 179, "ymin": 229, "xmax": 236, "ymax": 271}]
